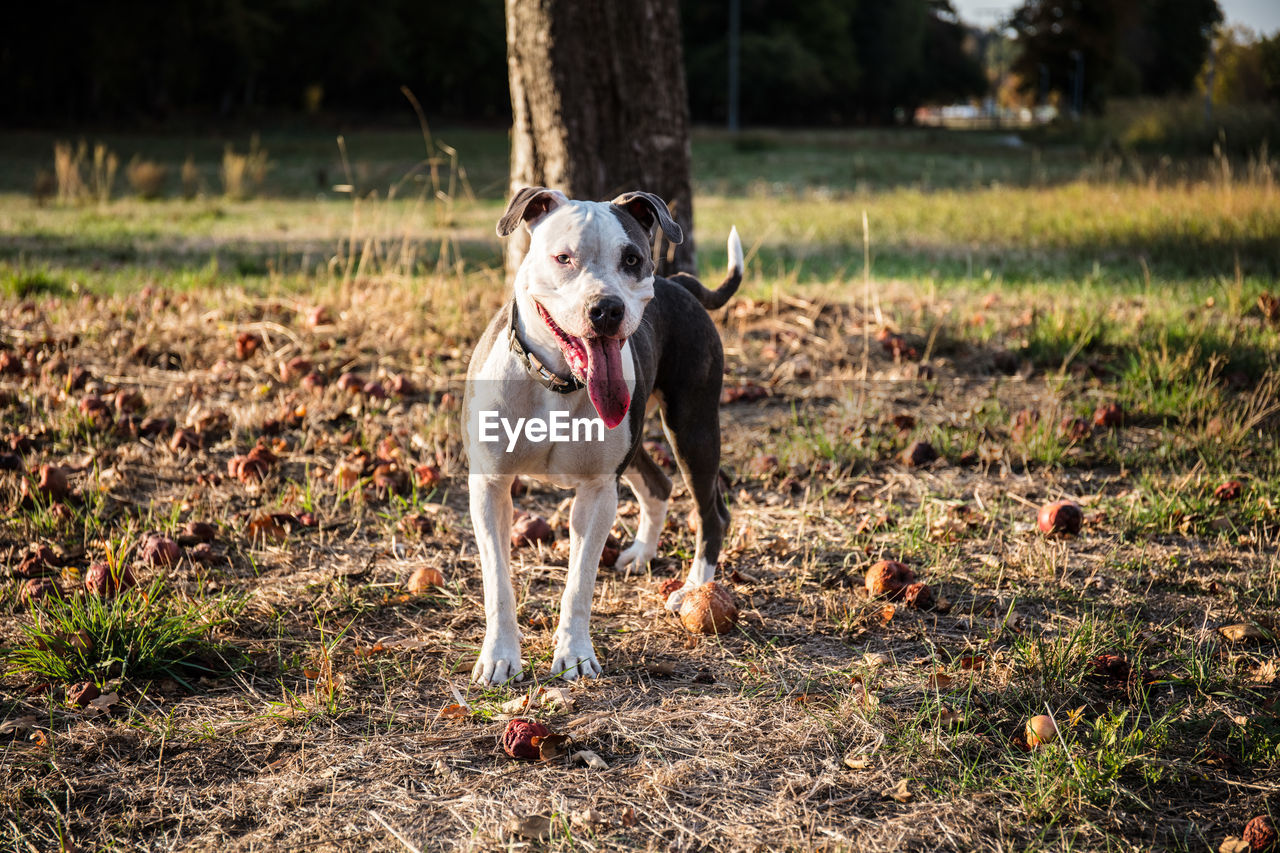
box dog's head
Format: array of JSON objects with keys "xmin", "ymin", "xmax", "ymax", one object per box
[{"xmin": 497, "ymin": 187, "xmax": 682, "ymax": 427}]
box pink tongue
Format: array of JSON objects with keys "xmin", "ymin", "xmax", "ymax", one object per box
[{"xmin": 585, "ymin": 337, "xmax": 629, "ymax": 429}]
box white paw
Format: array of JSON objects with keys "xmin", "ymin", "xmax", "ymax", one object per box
[
  {"xmin": 664, "ymin": 582, "xmax": 695, "ymax": 613},
  {"xmin": 550, "ymin": 643, "xmax": 602, "ymax": 682},
  {"xmin": 615, "ymin": 540, "xmax": 657, "ymax": 573},
  {"xmin": 472, "ymin": 640, "xmax": 525, "ymax": 686}
]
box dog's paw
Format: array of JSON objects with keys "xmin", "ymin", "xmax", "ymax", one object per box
[
  {"xmin": 471, "ymin": 642, "xmax": 525, "ymax": 686},
  {"xmin": 550, "ymin": 644, "xmax": 602, "ymax": 682},
  {"xmin": 664, "ymin": 582, "xmax": 695, "ymax": 612},
  {"xmin": 615, "ymin": 540, "xmax": 657, "ymax": 574}
]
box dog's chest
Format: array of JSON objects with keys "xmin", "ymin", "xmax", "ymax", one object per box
[{"xmin": 464, "ymin": 341, "xmax": 637, "ymax": 485}]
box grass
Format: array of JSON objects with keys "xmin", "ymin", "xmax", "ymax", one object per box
[
  {"xmin": 4, "ymin": 577, "xmax": 237, "ymax": 687},
  {"xmin": 0, "ymin": 125, "xmax": 1277, "ymax": 851}
]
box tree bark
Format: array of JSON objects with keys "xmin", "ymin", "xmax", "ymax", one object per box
[{"xmin": 505, "ymin": 0, "xmax": 695, "ymax": 279}]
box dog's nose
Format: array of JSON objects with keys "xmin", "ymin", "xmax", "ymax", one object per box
[{"xmin": 586, "ymin": 296, "xmax": 625, "ymax": 336}]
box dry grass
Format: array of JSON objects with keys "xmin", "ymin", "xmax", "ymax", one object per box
[
  {"xmin": 222, "ymin": 136, "xmax": 270, "ymax": 201},
  {"xmin": 0, "ymin": 259, "xmax": 1277, "ymax": 851},
  {"xmin": 126, "ymin": 157, "xmax": 169, "ymax": 200}
]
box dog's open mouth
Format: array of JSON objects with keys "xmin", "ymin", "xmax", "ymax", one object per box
[{"xmin": 534, "ymin": 302, "xmax": 630, "ymax": 429}]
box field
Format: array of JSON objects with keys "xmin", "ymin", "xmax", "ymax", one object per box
[{"xmin": 1, "ymin": 126, "xmax": 1279, "ymax": 852}]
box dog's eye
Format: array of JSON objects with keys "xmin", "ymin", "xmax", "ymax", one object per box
[
  {"xmin": 623, "ymin": 253, "xmax": 640, "ymax": 267},
  {"xmin": 554, "ymin": 253, "xmax": 572, "ymax": 266}
]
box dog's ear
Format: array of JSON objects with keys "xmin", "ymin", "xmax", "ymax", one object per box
[
  {"xmin": 611, "ymin": 191, "xmax": 684, "ymax": 245},
  {"xmin": 496, "ymin": 187, "xmax": 569, "ymax": 237}
]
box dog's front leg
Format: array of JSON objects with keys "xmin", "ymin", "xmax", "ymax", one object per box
[
  {"xmin": 469, "ymin": 473, "xmax": 524, "ymax": 686},
  {"xmin": 552, "ymin": 476, "xmax": 617, "ymax": 681}
]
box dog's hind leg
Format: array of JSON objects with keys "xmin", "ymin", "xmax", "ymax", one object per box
[
  {"xmin": 617, "ymin": 449, "xmax": 672, "ymax": 573},
  {"xmin": 659, "ymin": 397, "xmax": 730, "ymax": 612}
]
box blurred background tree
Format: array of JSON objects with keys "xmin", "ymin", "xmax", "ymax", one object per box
[
  {"xmin": 1010, "ymin": 0, "xmax": 1223, "ymax": 113},
  {"xmin": 1, "ymin": 0, "xmax": 985, "ymax": 127}
]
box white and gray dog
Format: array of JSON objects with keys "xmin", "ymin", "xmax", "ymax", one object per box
[{"xmin": 462, "ymin": 187, "xmax": 743, "ymax": 685}]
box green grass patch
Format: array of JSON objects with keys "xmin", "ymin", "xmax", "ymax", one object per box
[{"xmin": 3, "ymin": 579, "xmax": 239, "ymax": 687}]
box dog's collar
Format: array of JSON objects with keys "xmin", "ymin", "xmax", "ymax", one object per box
[{"xmin": 508, "ymin": 301, "xmax": 585, "ymax": 394}]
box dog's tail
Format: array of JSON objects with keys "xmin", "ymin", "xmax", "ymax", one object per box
[{"xmin": 669, "ymin": 226, "xmax": 743, "ymax": 311}]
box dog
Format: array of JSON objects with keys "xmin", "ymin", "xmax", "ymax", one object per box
[{"xmin": 463, "ymin": 187, "xmax": 743, "ymax": 685}]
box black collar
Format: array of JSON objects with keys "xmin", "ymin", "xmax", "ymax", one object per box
[{"xmin": 508, "ymin": 301, "xmax": 585, "ymax": 394}]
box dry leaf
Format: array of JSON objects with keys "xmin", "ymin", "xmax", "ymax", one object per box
[
  {"xmin": 505, "ymin": 814, "xmax": 553, "ymax": 841},
  {"xmin": 540, "ymin": 687, "xmax": 575, "ymax": 712},
  {"xmin": 882, "ymin": 778, "xmax": 913, "ymax": 802},
  {"xmin": 302, "ymin": 668, "xmax": 321, "ymax": 679},
  {"xmin": 850, "ymin": 676, "xmax": 877, "ymax": 709},
  {"xmin": 879, "ymin": 604, "xmax": 897, "ymax": 624},
  {"xmin": 570, "ymin": 807, "xmax": 605, "ymax": 828},
  {"xmin": 535, "ymin": 733, "xmax": 572, "ymax": 760},
  {"xmin": 1218, "ymin": 837, "xmax": 1250, "ymax": 853},
  {"xmin": 29, "ymin": 729, "xmax": 51, "ymax": 748},
  {"xmin": 959, "ymin": 655, "xmax": 987, "ymax": 671},
  {"xmin": 572, "ymin": 749, "xmax": 609, "ymax": 770},
  {"xmin": 642, "ymin": 660, "xmax": 677, "ymax": 676},
  {"xmin": 863, "ymin": 652, "xmax": 891, "ymax": 668},
  {"xmin": 843, "ymin": 752, "xmax": 872, "ymax": 770},
  {"xmin": 0, "ymin": 716, "xmax": 36, "ymax": 737},
  {"xmin": 929, "ymin": 671, "xmax": 956, "ymax": 689},
  {"xmin": 500, "ymin": 695, "xmax": 531, "ymax": 715},
  {"xmin": 379, "ymin": 637, "xmax": 432, "ymax": 650},
  {"xmin": 86, "ymin": 692, "xmax": 119, "ymax": 714},
  {"xmin": 246, "ymin": 514, "xmax": 287, "ymax": 543},
  {"xmin": 938, "ymin": 706, "xmax": 963, "ymax": 727},
  {"xmin": 620, "ymin": 807, "xmax": 637, "ymax": 827},
  {"xmin": 1220, "ymin": 623, "xmax": 1269, "ymax": 642},
  {"xmin": 435, "ymin": 703, "xmax": 469, "ymax": 722}
]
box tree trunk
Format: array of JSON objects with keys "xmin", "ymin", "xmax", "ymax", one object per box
[{"xmin": 505, "ymin": 0, "xmax": 695, "ymax": 279}]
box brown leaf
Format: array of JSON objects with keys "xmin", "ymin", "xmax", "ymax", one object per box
[
  {"xmin": 642, "ymin": 660, "xmax": 677, "ymax": 676},
  {"xmin": 302, "ymin": 668, "xmax": 321, "ymax": 679},
  {"xmin": 843, "ymin": 752, "xmax": 872, "ymax": 770},
  {"xmin": 535, "ymin": 733, "xmax": 572, "ymax": 760},
  {"xmin": 0, "ymin": 716, "xmax": 36, "ymax": 737},
  {"xmin": 505, "ymin": 815, "xmax": 553, "ymax": 841},
  {"xmin": 435, "ymin": 703, "xmax": 469, "ymax": 722},
  {"xmin": 1220, "ymin": 623, "xmax": 1270, "ymax": 642},
  {"xmin": 620, "ymin": 807, "xmax": 637, "ymax": 827},
  {"xmin": 879, "ymin": 604, "xmax": 897, "ymax": 624},
  {"xmin": 246, "ymin": 514, "xmax": 287, "ymax": 543},
  {"xmin": 572, "ymin": 749, "xmax": 609, "ymax": 770},
  {"xmin": 882, "ymin": 778, "xmax": 913, "ymax": 803},
  {"xmin": 1218, "ymin": 837, "xmax": 1250, "ymax": 853},
  {"xmin": 938, "ymin": 706, "xmax": 963, "ymax": 727},
  {"xmin": 929, "ymin": 671, "xmax": 956, "ymax": 689}
]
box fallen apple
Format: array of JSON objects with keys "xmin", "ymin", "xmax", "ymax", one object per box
[
  {"xmin": 899, "ymin": 441, "xmax": 938, "ymax": 468},
  {"xmin": 407, "ymin": 566, "xmax": 446, "ymax": 593},
  {"xmin": 512, "ymin": 512, "xmax": 554, "ymax": 547},
  {"xmin": 138, "ymin": 533, "xmax": 181, "ymax": 566},
  {"xmin": 83, "ymin": 561, "xmax": 137, "ymax": 596},
  {"xmin": 865, "ymin": 560, "xmax": 916, "ymax": 599},
  {"xmin": 1092, "ymin": 402, "xmax": 1123, "ymax": 428},
  {"xmin": 678, "ymin": 581, "xmax": 739, "ymax": 634},
  {"xmin": 1025, "ymin": 714, "xmax": 1058, "ymax": 748},
  {"xmin": 503, "ymin": 718, "xmax": 550, "ymax": 760},
  {"xmin": 235, "ymin": 332, "xmax": 262, "ymax": 360},
  {"xmin": 1243, "ymin": 815, "xmax": 1276, "ymax": 852},
  {"xmin": 903, "ymin": 581, "xmax": 934, "ymax": 610},
  {"xmin": 1038, "ymin": 500, "xmax": 1083, "ymax": 535}
]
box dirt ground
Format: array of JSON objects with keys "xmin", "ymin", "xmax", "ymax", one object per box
[{"xmin": 2, "ymin": 269, "xmax": 1278, "ymax": 852}]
